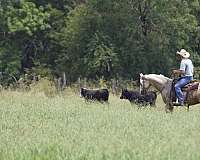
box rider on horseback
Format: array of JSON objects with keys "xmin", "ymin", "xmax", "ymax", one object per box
[{"xmin": 172, "ymin": 49, "xmax": 194, "ymax": 106}]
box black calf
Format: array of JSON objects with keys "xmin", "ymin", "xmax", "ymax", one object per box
[
  {"xmin": 120, "ymin": 89, "xmax": 157, "ymax": 106},
  {"xmin": 136, "ymin": 91, "xmax": 157, "ymax": 106},
  {"xmin": 80, "ymin": 88, "xmax": 109, "ymax": 102}
]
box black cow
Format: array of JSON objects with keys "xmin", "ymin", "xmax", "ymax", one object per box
[
  {"xmin": 80, "ymin": 88, "xmax": 109, "ymax": 102},
  {"xmin": 120, "ymin": 89, "xmax": 141, "ymax": 103}
]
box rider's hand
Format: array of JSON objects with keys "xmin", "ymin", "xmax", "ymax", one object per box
[
  {"xmin": 172, "ymin": 69, "xmax": 183, "ymax": 76},
  {"xmin": 172, "ymin": 69, "xmax": 178, "ymax": 74}
]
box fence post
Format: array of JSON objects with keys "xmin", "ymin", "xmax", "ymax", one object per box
[
  {"xmin": 78, "ymin": 77, "xmax": 82, "ymax": 89},
  {"xmin": 58, "ymin": 77, "xmax": 62, "ymax": 91},
  {"xmin": 32, "ymin": 73, "xmax": 37, "ymax": 84},
  {"xmin": 112, "ymin": 79, "xmax": 117, "ymax": 95},
  {"xmin": 84, "ymin": 77, "xmax": 87, "ymax": 88},
  {"xmin": 62, "ymin": 72, "xmax": 66, "ymax": 90}
]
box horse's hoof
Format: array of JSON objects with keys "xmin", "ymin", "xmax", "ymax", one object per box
[{"xmin": 165, "ymin": 108, "xmax": 174, "ymax": 113}]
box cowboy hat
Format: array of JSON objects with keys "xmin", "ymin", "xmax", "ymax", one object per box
[{"xmin": 176, "ymin": 49, "xmax": 190, "ymax": 58}]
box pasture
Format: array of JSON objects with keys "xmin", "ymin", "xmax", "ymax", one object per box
[{"xmin": 0, "ymin": 90, "xmax": 200, "ymax": 160}]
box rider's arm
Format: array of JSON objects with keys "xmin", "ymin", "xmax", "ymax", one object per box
[
  {"xmin": 173, "ymin": 59, "xmax": 185, "ymax": 75},
  {"xmin": 173, "ymin": 69, "xmax": 184, "ymax": 75},
  {"xmin": 172, "ymin": 59, "xmax": 186, "ymax": 76}
]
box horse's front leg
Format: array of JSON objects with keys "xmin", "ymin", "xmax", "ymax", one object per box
[{"xmin": 165, "ymin": 103, "xmax": 174, "ymax": 113}]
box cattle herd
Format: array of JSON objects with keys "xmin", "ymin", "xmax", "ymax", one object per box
[{"xmin": 80, "ymin": 87, "xmax": 157, "ymax": 107}]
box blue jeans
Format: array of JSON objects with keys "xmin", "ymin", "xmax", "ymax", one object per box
[{"xmin": 175, "ymin": 76, "xmax": 193, "ymax": 104}]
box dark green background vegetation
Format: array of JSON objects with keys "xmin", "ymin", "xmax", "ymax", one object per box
[{"xmin": 1, "ymin": 0, "xmax": 200, "ymax": 85}]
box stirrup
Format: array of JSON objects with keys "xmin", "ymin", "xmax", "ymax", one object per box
[{"xmin": 172, "ymin": 102, "xmax": 184, "ymax": 106}]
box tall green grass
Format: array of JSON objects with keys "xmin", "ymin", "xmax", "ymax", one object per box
[{"xmin": 0, "ymin": 90, "xmax": 200, "ymax": 160}]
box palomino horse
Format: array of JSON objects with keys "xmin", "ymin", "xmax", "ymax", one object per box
[{"xmin": 139, "ymin": 73, "xmax": 200, "ymax": 112}]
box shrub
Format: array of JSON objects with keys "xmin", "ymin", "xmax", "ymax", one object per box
[{"xmin": 30, "ymin": 78, "xmax": 57, "ymax": 97}]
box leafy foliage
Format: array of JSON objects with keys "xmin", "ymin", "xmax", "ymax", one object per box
[
  {"xmin": 85, "ymin": 32, "xmax": 118, "ymax": 79},
  {"xmin": 0, "ymin": 0, "xmax": 200, "ymax": 85}
]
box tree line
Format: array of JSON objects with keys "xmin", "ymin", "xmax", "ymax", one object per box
[{"xmin": 1, "ymin": 0, "xmax": 200, "ymax": 86}]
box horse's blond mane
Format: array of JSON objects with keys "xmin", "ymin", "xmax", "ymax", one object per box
[
  {"xmin": 145, "ymin": 74, "xmax": 171, "ymax": 80},
  {"xmin": 142, "ymin": 74, "xmax": 172, "ymax": 87}
]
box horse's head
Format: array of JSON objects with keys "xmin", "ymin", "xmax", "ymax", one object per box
[
  {"xmin": 140, "ymin": 73, "xmax": 171, "ymax": 94},
  {"xmin": 139, "ymin": 73, "xmax": 151, "ymax": 92}
]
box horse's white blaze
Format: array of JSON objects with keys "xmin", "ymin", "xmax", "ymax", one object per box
[{"xmin": 139, "ymin": 73, "xmax": 144, "ymax": 94}]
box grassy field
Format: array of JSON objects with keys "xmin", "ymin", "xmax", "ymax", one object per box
[{"xmin": 0, "ymin": 90, "xmax": 200, "ymax": 160}]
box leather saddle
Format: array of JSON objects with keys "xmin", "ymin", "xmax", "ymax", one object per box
[
  {"xmin": 170, "ymin": 79, "xmax": 199, "ymax": 103},
  {"xmin": 181, "ymin": 80, "xmax": 199, "ymax": 92}
]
